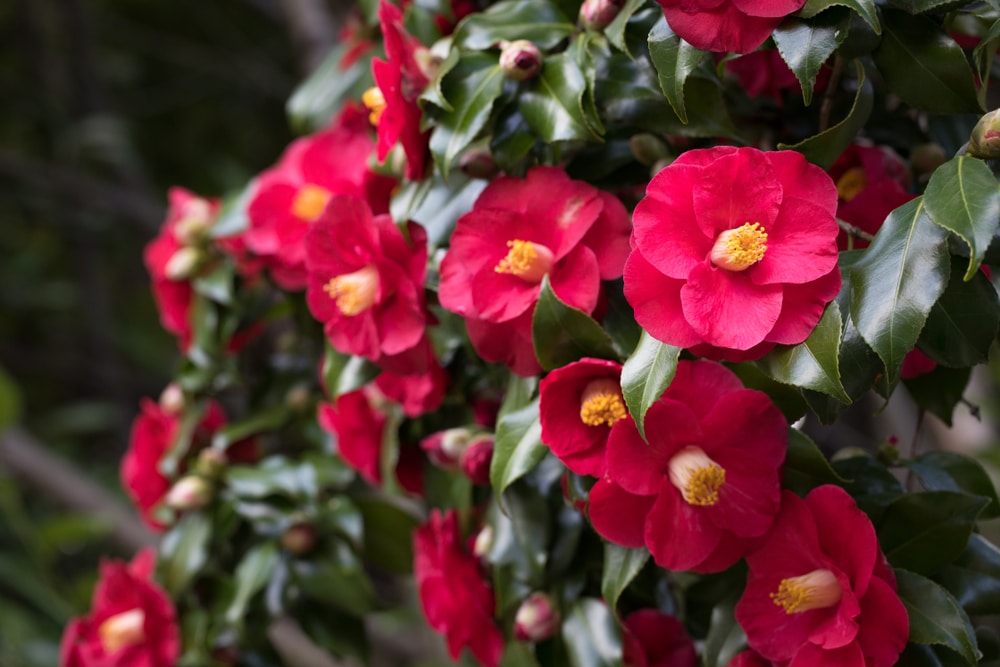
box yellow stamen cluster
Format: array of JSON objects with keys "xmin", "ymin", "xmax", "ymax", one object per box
[
  {"xmin": 494, "ymin": 239, "xmax": 553, "ymax": 283},
  {"xmin": 291, "ymin": 184, "xmax": 333, "ymax": 222},
  {"xmin": 710, "ymin": 222, "xmax": 768, "ymax": 272},
  {"xmin": 835, "ymin": 166, "xmax": 867, "ymax": 202},
  {"xmin": 579, "ymin": 379, "xmax": 627, "ymax": 427},
  {"xmin": 668, "ymin": 447, "xmax": 726, "ymax": 506},
  {"xmin": 362, "ymin": 86, "xmax": 387, "ymax": 126},
  {"xmin": 770, "ymin": 569, "xmax": 843, "ymax": 614},
  {"xmin": 322, "ymin": 265, "xmax": 379, "ymax": 316},
  {"xmin": 98, "ymin": 608, "xmax": 146, "ymax": 654}
]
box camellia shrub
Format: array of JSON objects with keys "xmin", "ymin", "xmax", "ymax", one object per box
[{"xmin": 61, "ymin": 0, "xmax": 1000, "ymax": 665}]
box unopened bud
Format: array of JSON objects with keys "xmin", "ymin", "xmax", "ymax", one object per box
[
  {"xmin": 514, "ymin": 592, "xmax": 561, "ymax": 642},
  {"xmin": 173, "ymin": 198, "xmax": 215, "ymax": 245},
  {"xmin": 500, "ymin": 40, "xmax": 542, "ymax": 82},
  {"xmin": 194, "ymin": 448, "xmax": 227, "ymax": 479},
  {"xmin": 164, "ymin": 247, "xmax": 203, "ymax": 281},
  {"xmin": 421, "ymin": 428, "xmax": 473, "ymax": 469},
  {"xmin": 968, "ymin": 109, "xmax": 1000, "ymax": 159},
  {"xmin": 460, "ymin": 148, "xmax": 500, "ymax": 180},
  {"xmin": 281, "ymin": 522, "xmax": 318, "ymax": 556},
  {"xmin": 629, "ymin": 133, "xmax": 670, "ymax": 166},
  {"xmin": 579, "ymin": 0, "xmax": 626, "ymax": 31},
  {"xmin": 164, "ymin": 475, "xmax": 213, "ymax": 511},
  {"xmin": 158, "ymin": 383, "xmax": 185, "ymax": 415},
  {"xmin": 285, "ymin": 384, "xmax": 312, "ymax": 414},
  {"xmin": 911, "ymin": 143, "xmax": 947, "ymax": 175},
  {"xmin": 461, "ymin": 436, "xmax": 494, "ymax": 486},
  {"xmin": 473, "ymin": 525, "xmax": 494, "ymax": 559}
]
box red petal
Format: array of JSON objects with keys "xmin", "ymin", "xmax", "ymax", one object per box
[
  {"xmin": 681, "ymin": 263, "xmax": 782, "ymax": 350},
  {"xmin": 751, "ymin": 198, "xmax": 839, "ymax": 286},
  {"xmin": 854, "ymin": 577, "xmax": 908, "ymax": 667},
  {"xmin": 582, "ymin": 191, "xmax": 633, "ymax": 280},
  {"xmin": 692, "ymin": 148, "xmax": 782, "ymax": 238},
  {"xmin": 805, "ymin": 485, "xmax": 878, "ymax": 598},
  {"xmin": 731, "ymin": 0, "xmax": 807, "ymax": 18},
  {"xmin": 765, "ymin": 269, "xmax": 841, "ymax": 345},
  {"xmin": 624, "ymin": 251, "xmax": 703, "ymax": 348},
  {"xmin": 645, "ymin": 479, "xmax": 727, "ymax": 572},
  {"xmin": 588, "ymin": 478, "xmax": 655, "ymax": 548},
  {"xmin": 788, "ymin": 641, "xmax": 865, "ymax": 667},
  {"xmin": 606, "ymin": 399, "xmax": 701, "ymax": 495}
]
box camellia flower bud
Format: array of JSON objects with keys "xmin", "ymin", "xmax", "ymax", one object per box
[
  {"xmin": 164, "ymin": 246, "xmax": 203, "ymax": 281},
  {"xmin": 514, "ymin": 592, "xmax": 561, "ymax": 642},
  {"xmin": 629, "ymin": 133, "xmax": 671, "ymax": 166},
  {"xmin": 579, "ymin": 0, "xmax": 626, "ymax": 31},
  {"xmin": 158, "ymin": 383, "xmax": 185, "ymax": 415},
  {"xmin": 473, "ymin": 525, "xmax": 494, "ymax": 559},
  {"xmin": 164, "ymin": 475, "xmax": 213, "ymax": 511},
  {"xmin": 194, "ymin": 448, "xmax": 227, "ymax": 479},
  {"xmin": 281, "ymin": 521, "xmax": 318, "ymax": 556},
  {"xmin": 968, "ymin": 108, "xmax": 1000, "ymax": 159},
  {"xmin": 500, "ymin": 40, "xmax": 542, "ymax": 82},
  {"xmin": 172, "ymin": 197, "xmax": 215, "ymax": 245},
  {"xmin": 911, "ymin": 142, "xmax": 947, "ymax": 176},
  {"xmin": 421, "ymin": 428, "xmax": 474, "ymax": 469},
  {"xmin": 460, "ymin": 147, "xmax": 500, "ymax": 180},
  {"xmin": 461, "ymin": 435, "xmax": 494, "ymax": 486}
]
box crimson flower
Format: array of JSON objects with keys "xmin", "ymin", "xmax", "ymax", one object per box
[
  {"xmin": 246, "ymin": 104, "xmax": 396, "ymax": 289},
  {"xmin": 830, "ymin": 145, "xmax": 913, "ymax": 251},
  {"xmin": 727, "ymin": 50, "xmax": 829, "ymax": 106},
  {"xmin": 414, "ymin": 510, "xmax": 504, "ymax": 667},
  {"xmin": 305, "ymin": 195, "xmax": 428, "ymax": 366},
  {"xmin": 622, "ymin": 609, "xmax": 698, "ymax": 667},
  {"xmin": 587, "ymin": 360, "xmax": 787, "ymax": 573},
  {"xmin": 655, "ymin": 0, "xmax": 807, "ymax": 54},
  {"xmin": 374, "ymin": 360, "xmax": 449, "ymax": 418},
  {"xmin": 539, "ymin": 358, "xmax": 626, "ymax": 477},
  {"xmin": 60, "ymin": 549, "xmax": 179, "ymax": 667},
  {"xmin": 736, "ymin": 486, "xmax": 908, "ymax": 667},
  {"xmin": 727, "ymin": 650, "xmax": 776, "ymax": 667},
  {"xmin": 626, "ymin": 146, "xmax": 841, "ymax": 360},
  {"xmin": 439, "ymin": 166, "xmax": 631, "ymax": 376}
]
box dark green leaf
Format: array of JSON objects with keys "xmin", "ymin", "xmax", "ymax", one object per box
[
  {"xmin": 849, "ymin": 197, "xmax": 951, "ymax": 384},
  {"xmin": 390, "ymin": 170, "xmax": 487, "ymax": 249},
  {"xmin": 286, "ymin": 43, "xmax": 372, "ymax": 133},
  {"xmin": 647, "ymin": 17, "xmax": 706, "ymax": 123},
  {"xmin": 292, "ymin": 543, "xmax": 378, "ymax": 616},
  {"xmin": 773, "ymin": 15, "xmax": 848, "ymax": 106},
  {"xmin": 532, "ymin": 276, "xmax": 619, "ymax": 370},
  {"xmin": 211, "ymin": 404, "xmax": 290, "ymax": 451},
  {"xmin": 937, "ymin": 534, "xmax": 1000, "ymax": 616},
  {"xmin": 832, "ymin": 455, "xmax": 903, "ymax": 521},
  {"xmin": 604, "ymin": 0, "xmax": 648, "ymax": 55},
  {"xmin": 211, "ymin": 177, "xmax": 252, "ymax": 239},
  {"xmin": 498, "ymin": 372, "xmax": 538, "ymax": 422},
  {"xmin": 729, "ymin": 362, "xmax": 808, "ymax": 422},
  {"xmin": 799, "ymin": 0, "xmax": 880, "ymax": 34},
  {"xmin": 159, "ymin": 512, "xmax": 212, "ymax": 595},
  {"xmin": 225, "ymin": 456, "xmax": 353, "ymax": 500},
  {"xmin": 501, "ymin": 642, "xmax": 542, "ymax": 667},
  {"xmin": 907, "ymin": 452, "xmax": 1000, "ymax": 519},
  {"xmin": 878, "ymin": 491, "xmax": 989, "ymax": 574},
  {"xmin": 887, "ymin": 0, "xmax": 971, "ymax": 14},
  {"xmin": 321, "ymin": 344, "xmax": 381, "ymax": 398},
  {"xmin": 873, "ymin": 11, "xmax": 981, "ymax": 114},
  {"xmin": 903, "ymin": 361, "xmax": 972, "ymax": 427},
  {"xmin": 520, "ymin": 53, "xmax": 601, "ymax": 143},
  {"xmin": 783, "ymin": 428, "xmax": 846, "ymax": 495},
  {"xmin": 490, "ymin": 481, "xmax": 551, "ymax": 584},
  {"xmin": 356, "ymin": 499, "xmax": 419, "ymax": 574},
  {"xmin": 924, "ymin": 156, "xmax": 1000, "ymax": 281},
  {"xmin": 620, "ymin": 331, "xmax": 680, "ymax": 442},
  {"xmin": 562, "ymin": 598, "xmax": 622, "ymax": 667},
  {"xmin": 896, "ymin": 569, "xmax": 981, "ymax": 664},
  {"xmin": 601, "ymin": 544, "xmax": 648, "ymax": 615},
  {"xmin": 490, "ymin": 400, "xmax": 547, "ymax": 500},
  {"xmin": 454, "ymin": 0, "xmax": 574, "ymax": 50},
  {"xmin": 973, "ymin": 19, "xmax": 1000, "ymax": 109},
  {"xmin": 756, "ymin": 301, "xmax": 850, "ymax": 402},
  {"xmin": 225, "ymin": 541, "xmax": 279, "ymax": 625},
  {"xmin": 429, "ymin": 55, "xmax": 505, "ymax": 175},
  {"xmin": 701, "ymin": 597, "xmax": 745, "ymax": 667},
  {"xmin": 919, "ymin": 264, "xmax": 1000, "ymax": 368}
]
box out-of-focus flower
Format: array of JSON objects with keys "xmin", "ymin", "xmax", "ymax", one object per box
[
  {"xmin": 514, "ymin": 592, "xmax": 561, "ymax": 643},
  {"xmin": 622, "ymin": 609, "xmax": 698, "ymax": 667},
  {"xmin": 654, "ymin": 0, "xmax": 807, "ymax": 54}
]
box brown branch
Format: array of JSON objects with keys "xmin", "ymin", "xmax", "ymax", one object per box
[{"xmin": 837, "ymin": 217, "xmax": 874, "ymax": 243}]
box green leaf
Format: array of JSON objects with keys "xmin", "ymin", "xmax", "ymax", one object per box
[
  {"xmin": 779, "ymin": 59, "xmax": 873, "ymax": 169},
  {"xmin": 701, "ymin": 598, "xmax": 746, "ymax": 667},
  {"xmin": 937, "ymin": 534, "xmax": 1000, "ymax": 616},
  {"xmin": 919, "ymin": 264, "xmax": 1000, "ymax": 368},
  {"xmin": 225, "ymin": 541, "xmax": 279, "ymax": 625},
  {"xmin": 429, "ymin": 56, "xmax": 505, "ymax": 176},
  {"xmin": 907, "ymin": 452, "xmax": 1000, "ymax": 519},
  {"xmin": 601, "ymin": 544, "xmax": 648, "ymax": 615},
  {"xmin": 878, "ymin": 491, "xmax": 989, "ymax": 574},
  {"xmin": 620, "ymin": 331, "xmax": 680, "ymax": 442},
  {"xmin": 647, "ymin": 17, "xmax": 706, "ymax": 123},
  {"xmin": 390, "ymin": 170, "xmax": 487, "ymax": 250},
  {"xmin": 756, "ymin": 301, "xmax": 850, "ymax": 402},
  {"xmin": 604, "ymin": 0, "xmax": 648, "ymax": 55},
  {"xmin": 896, "ymin": 569, "xmax": 981, "ymax": 665},
  {"xmin": 873, "ymin": 11, "xmax": 981, "ymax": 114},
  {"xmin": 924, "ymin": 156, "xmax": 1000, "ymax": 281},
  {"xmin": 849, "ymin": 197, "xmax": 951, "ymax": 384},
  {"xmin": 799, "ymin": 0, "xmax": 880, "ymax": 34},
  {"xmin": 292, "ymin": 543, "xmax": 378, "ymax": 616},
  {"xmin": 286, "ymin": 43, "xmax": 372, "ymax": 133},
  {"xmin": 454, "ymin": 0, "xmax": 574, "ymax": 50},
  {"xmin": 773, "ymin": 15, "xmax": 849, "ymax": 106},
  {"xmin": 210, "ymin": 404, "xmax": 290, "ymax": 452},
  {"xmin": 887, "ymin": 0, "xmax": 970, "ymax": 14},
  {"xmin": 159, "ymin": 512, "xmax": 212, "ymax": 596},
  {"xmin": 532, "ymin": 276, "xmax": 619, "ymax": 370},
  {"xmin": 783, "ymin": 428, "xmax": 846, "ymax": 495},
  {"xmin": 490, "ymin": 400, "xmax": 547, "ymax": 500},
  {"xmin": 356, "ymin": 498, "xmax": 419, "ymax": 574},
  {"xmin": 974, "ymin": 19, "xmax": 1000, "ymax": 109},
  {"xmin": 498, "ymin": 372, "xmax": 538, "ymax": 422},
  {"xmin": 321, "ymin": 344, "xmax": 381, "ymax": 398},
  {"xmin": 0, "ymin": 365, "xmax": 22, "ymax": 430},
  {"xmin": 519, "ymin": 53, "xmax": 601, "ymax": 143},
  {"xmin": 903, "ymin": 365, "xmax": 973, "ymax": 427},
  {"xmin": 561, "ymin": 598, "xmax": 623, "ymax": 667}
]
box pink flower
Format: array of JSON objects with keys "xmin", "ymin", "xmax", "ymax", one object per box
[
  {"xmin": 727, "ymin": 650, "xmax": 778, "ymax": 667},
  {"xmin": 318, "ymin": 389, "xmax": 388, "ymax": 486},
  {"xmin": 439, "ymin": 167, "xmax": 631, "ymax": 376},
  {"xmin": 246, "ymin": 104, "xmax": 396, "ymax": 289},
  {"xmin": 414, "ymin": 510, "xmax": 504, "ymax": 666},
  {"xmin": 655, "ymin": 0, "xmax": 807, "ymax": 54},
  {"xmin": 727, "ymin": 50, "xmax": 829, "ymax": 106},
  {"xmin": 587, "ymin": 360, "xmax": 787, "ymax": 573},
  {"xmin": 305, "ymin": 196, "xmax": 428, "ymax": 365},
  {"xmin": 626, "ymin": 146, "xmax": 841, "ymax": 360},
  {"xmin": 900, "ymin": 348, "xmax": 936, "ymax": 380},
  {"xmin": 539, "ymin": 358, "xmax": 626, "ymax": 477},
  {"xmin": 829, "ymin": 145, "xmax": 913, "ymax": 251},
  {"xmin": 622, "ymin": 609, "xmax": 698, "ymax": 667},
  {"xmin": 60, "ymin": 550, "xmax": 179, "ymax": 667},
  {"xmin": 736, "ymin": 486, "xmax": 908, "ymax": 667},
  {"xmin": 374, "ymin": 360, "xmax": 448, "ymax": 418}
]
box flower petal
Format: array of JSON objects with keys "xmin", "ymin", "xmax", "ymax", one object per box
[
  {"xmin": 588, "ymin": 478, "xmax": 656, "ymax": 548},
  {"xmin": 681, "ymin": 263, "xmax": 783, "ymax": 350}
]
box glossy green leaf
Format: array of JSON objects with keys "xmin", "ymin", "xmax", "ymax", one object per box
[
  {"xmin": 0, "ymin": 365, "xmax": 22, "ymax": 430},
  {"xmin": 225, "ymin": 455, "xmax": 354, "ymax": 500},
  {"xmin": 570, "ymin": 31, "xmax": 607, "ymax": 137},
  {"xmin": 779, "ymin": 59, "xmax": 872, "ymax": 169},
  {"xmin": 292, "ymin": 543, "xmax": 378, "ymax": 616},
  {"xmin": 429, "ymin": 55, "xmax": 504, "ymax": 176},
  {"xmin": 620, "ymin": 331, "xmax": 680, "ymax": 442},
  {"xmin": 873, "ymin": 11, "xmax": 981, "ymax": 114},
  {"xmin": 849, "ymin": 197, "xmax": 951, "ymax": 384},
  {"xmin": 773, "ymin": 15, "xmax": 848, "ymax": 106},
  {"xmin": 974, "ymin": 19, "xmax": 1000, "ymax": 109},
  {"xmin": 532, "ymin": 276, "xmax": 619, "ymax": 370},
  {"xmin": 390, "ymin": 170, "xmax": 487, "ymax": 249},
  {"xmin": 702, "ymin": 597, "xmax": 745, "ymax": 667},
  {"xmin": 321, "ymin": 344, "xmax": 381, "ymax": 398},
  {"xmin": 919, "ymin": 264, "xmax": 1000, "ymax": 368},
  {"xmin": 562, "ymin": 598, "xmax": 622, "ymax": 667},
  {"xmin": 490, "ymin": 400, "xmax": 547, "ymax": 501},
  {"xmin": 501, "ymin": 642, "xmax": 542, "ymax": 667},
  {"xmin": 601, "ymin": 544, "xmax": 648, "ymax": 616},
  {"xmin": 159, "ymin": 512, "xmax": 212, "ymax": 596},
  {"xmin": 603, "ymin": 0, "xmax": 647, "ymax": 54},
  {"xmin": 887, "ymin": 0, "xmax": 971, "ymax": 14},
  {"xmin": 937, "ymin": 534, "xmax": 1000, "ymax": 616},
  {"xmin": 903, "ymin": 365, "xmax": 972, "ymax": 427},
  {"xmin": 896, "ymin": 569, "xmax": 981, "ymax": 665},
  {"xmin": 211, "ymin": 404, "xmax": 289, "ymax": 452},
  {"xmin": 520, "ymin": 53, "xmax": 601, "ymax": 143},
  {"xmin": 454, "ymin": 0, "xmax": 574, "ymax": 50},
  {"xmin": 498, "ymin": 372, "xmax": 538, "ymax": 422},
  {"xmin": 730, "ymin": 362, "xmax": 808, "ymax": 422},
  {"xmin": 647, "ymin": 17, "xmax": 706, "ymax": 123},
  {"xmin": 878, "ymin": 491, "xmax": 989, "ymax": 574},
  {"xmin": 907, "ymin": 452, "xmax": 1000, "ymax": 519},
  {"xmin": 799, "ymin": 0, "xmax": 879, "ymax": 33},
  {"xmin": 286, "ymin": 43, "xmax": 372, "ymax": 133},
  {"xmin": 225, "ymin": 541, "xmax": 279, "ymax": 625},
  {"xmin": 356, "ymin": 499, "xmax": 419, "ymax": 574},
  {"xmin": 783, "ymin": 428, "xmax": 846, "ymax": 495},
  {"xmin": 924, "ymin": 156, "xmax": 1000, "ymax": 281},
  {"xmin": 756, "ymin": 301, "xmax": 850, "ymax": 402}
]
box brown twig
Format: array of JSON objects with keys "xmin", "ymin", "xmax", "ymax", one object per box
[{"xmin": 837, "ymin": 217, "xmax": 874, "ymax": 243}]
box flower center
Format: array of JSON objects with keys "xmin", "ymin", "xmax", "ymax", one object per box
[
  {"xmin": 770, "ymin": 569, "xmax": 843, "ymax": 614},
  {"xmin": 835, "ymin": 166, "xmax": 867, "ymax": 202},
  {"xmin": 579, "ymin": 378, "xmax": 627, "ymax": 427},
  {"xmin": 322, "ymin": 265, "xmax": 379, "ymax": 316},
  {"xmin": 494, "ymin": 240, "xmax": 554, "ymax": 283},
  {"xmin": 290, "ymin": 184, "xmax": 332, "ymax": 222},
  {"xmin": 98, "ymin": 608, "xmax": 146, "ymax": 654},
  {"xmin": 362, "ymin": 86, "xmax": 387, "ymax": 126},
  {"xmin": 668, "ymin": 446, "xmax": 726, "ymax": 506},
  {"xmin": 710, "ymin": 222, "xmax": 768, "ymax": 272}
]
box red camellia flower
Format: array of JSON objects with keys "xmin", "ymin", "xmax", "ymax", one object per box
[
  {"xmin": 439, "ymin": 167, "xmax": 631, "ymax": 376},
  {"xmin": 414, "ymin": 510, "xmax": 504, "ymax": 667},
  {"xmin": 246, "ymin": 104, "xmax": 396, "ymax": 289},
  {"xmin": 727, "ymin": 650, "xmax": 776, "ymax": 667},
  {"xmin": 60, "ymin": 549, "xmax": 179, "ymax": 667},
  {"xmin": 305, "ymin": 195, "xmax": 428, "ymax": 367},
  {"xmin": 539, "ymin": 358, "xmax": 626, "ymax": 477},
  {"xmin": 588, "ymin": 360, "xmax": 787, "ymax": 573},
  {"xmin": 829, "ymin": 145, "xmax": 913, "ymax": 251},
  {"xmin": 736, "ymin": 485, "xmax": 908, "ymax": 667},
  {"xmin": 626, "ymin": 146, "xmax": 841, "ymax": 360},
  {"xmin": 655, "ymin": 0, "xmax": 807, "ymax": 54},
  {"xmin": 622, "ymin": 609, "xmax": 698, "ymax": 667},
  {"xmin": 727, "ymin": 50, "xmax": 830, "ymax": 106}
]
